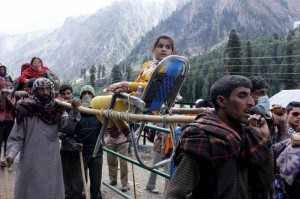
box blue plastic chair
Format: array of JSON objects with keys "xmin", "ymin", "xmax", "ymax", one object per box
[{"xmin": 93, "ymin": 55, "xmax": 189, "ymax": 169}]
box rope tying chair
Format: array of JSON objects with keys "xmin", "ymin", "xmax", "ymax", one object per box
[{"xmin": 93, "ymin": 55, "xmax": 190, "ymax": 169}]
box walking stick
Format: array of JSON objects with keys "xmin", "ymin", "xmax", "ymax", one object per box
[
  {"xmin": 129, "ymin": 143, "xmax": 137, "ymax": 199},
  {"xmin": 79, "ymin": 151, "xmax": 90, "ymax": 199},
  {"xmin": 4, "ymin": 166, "xmax": 9, "ymax": 199}
]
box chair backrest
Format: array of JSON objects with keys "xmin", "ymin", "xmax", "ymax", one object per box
[{"xmin": 139, "ymin": 55, "xmax": 189, "ymax": 114}]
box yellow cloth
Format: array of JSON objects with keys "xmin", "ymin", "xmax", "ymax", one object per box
[
  {"xmin": 91, "ymin": 61, "xmax": 166, "ymax": 132},
  {"xmin": 91, "ymin": 96, "xmax": 128, "ymax": 130},
  {"xmin": 91, "ymin": 60, "xmax": 166, "ymax": 131},
  {"xmin": 128, "ymin": 61, "xmax": 166, "ymax": 92}
]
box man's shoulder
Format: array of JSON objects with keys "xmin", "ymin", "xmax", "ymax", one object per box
[{"xmin": 180, "ymin": 122, "xmax": 208, "ymax": 139}]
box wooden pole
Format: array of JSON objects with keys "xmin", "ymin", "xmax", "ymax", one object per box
[
  {"xmin": 129, "ymin": 143, "xmax": 137, "ymax": 199},
  {"xmin": 79, "ymin": 151, "xmax": 90, "ymax": 199},
  {"xmin": 54, "ymin": 99, "xmax": 197, "ymax": 123},
  {"xmin": 170, "ymin": 107, "xmax": 213, "ymax": 114},
  {"xmin": 4, "ymin": 166, "xmax": 9, "ymax": 199}
]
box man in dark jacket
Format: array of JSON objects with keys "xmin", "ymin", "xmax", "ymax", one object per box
[
  {"xmin": 69, "ymin": 85, "xmax": 103, "ymax": 199},
  {"xmin": 58, "ymin": 84, "xmax": 77, "ymax": 199},
  {"xmin": 165, "ymin": 75, "xmax": 272, "ymax": 199},
  {"xmin": 248, "ymin": 76, "xmax": 287, "ymax": 143},
  {"xmin": 247, "ymin": 76, "xmax": 288, "ymax": 199}
]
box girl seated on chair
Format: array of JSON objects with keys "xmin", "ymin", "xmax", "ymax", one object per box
[{"xmin": 91, "ymin": 34, "xmax": 175, "ymax": 145}]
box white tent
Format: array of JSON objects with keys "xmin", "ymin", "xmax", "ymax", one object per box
[{"xmin": 269, "ymin": 90, "xmax": 300, "ymax": 107}]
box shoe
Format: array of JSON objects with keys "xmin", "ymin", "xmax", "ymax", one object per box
[
  {"xmin": 121, "ymin": 184, "xmax": 130, "ymax": 192},
  {"xmin": 105, "ymin": 134, "xmax": 126, "ymax": 145},
  {"xmin": 146, "ymin": 186, "xmax": 159, "ymax": 193},
  {"xmin": 109, "ymin": 180, "xmax": 117, "ymax": 186}
]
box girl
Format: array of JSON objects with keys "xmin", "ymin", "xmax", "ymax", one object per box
[{"xmin": 91, "ymin": 34, "xmax": 175, "ymax": 145}]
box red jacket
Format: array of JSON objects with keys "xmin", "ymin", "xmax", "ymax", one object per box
[{"xmin": 18, "ymin": 66, "xmax": 50, "ymax": 84}]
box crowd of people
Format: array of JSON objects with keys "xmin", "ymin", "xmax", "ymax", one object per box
[{"xmin": 0, "ymin": 34, "xmax": 299, "ymax": 199}]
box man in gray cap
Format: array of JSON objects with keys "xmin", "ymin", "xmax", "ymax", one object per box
[{"xmin": 69, "ymin": 85, "xmax": 104, "ymax": 199}]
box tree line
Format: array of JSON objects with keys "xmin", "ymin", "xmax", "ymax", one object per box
[{"xmin": 180, "ymin": 28, "xmax": 300, "ymax": 102}]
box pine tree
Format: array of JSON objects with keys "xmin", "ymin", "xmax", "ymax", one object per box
[
  {"xmin": 244, "ymin": 41, "xmax": 252, "ymax": 76},
  {"xmin": 80, "ymin": 68, "xmax": 84, "ymax": 78},
  {"xmin": 125, "ymin": 66, "xmax": 132, "ymax": 81},
  {"xmin": 97, "ymin": 64, "xmax": 101, "ymax": 79},
  {"xmin": 225, "ymin": 29, "xmax": 242, "ymax": 75},
  {"xmin": 186, "ymin": 80, "xmax": 195, "ymax": 102},
  {"xmin": 111, "ymin": 65, "xmax": 122, "ymax": 83},
  {"xmin": 258, "ymin": 49, "xmax": 267, "ymax": 76},
  {"xmin": 284, "ymin": 41, "xmax": 295, "ymax": 89},
  {"xmin": 89, "ymin": 65, "xmax": 96, "ymax": 87},
  {"xmin": 82, "ymin": 67, "xmax": 87, "ymax": 81},
  {"xmin": 194, "ymin": 71, "xmax": 203, "ymax": 99},
  {"xmin": 272, "ymin": 34, "xmax": 283, "ymax": 65},
  {"xmin": 102, "ymin": 66, "xmax": 106, "ymax": 78},
  {"xmin": 180, "ymin": 80, "xmax": 189, "ymax": 100}
]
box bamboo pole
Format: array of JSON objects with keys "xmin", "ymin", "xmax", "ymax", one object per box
[
  {"xmin": 129, "ymin": 143, "xmax": 137, "ymax": 199},
  {"xmin": 54, "ymin": 99, "xmax": 197, "ymax": 123},
  {"xmin": 79, "ymin": 151, "xmax": 90, "ymax": 199},
  {"xmin": 4, "ymin": 166, "xmax": 9, "ymax": 199},
  {"xmin": 170, "ymin": 107, "xmax": 213, "ymax": 114}
]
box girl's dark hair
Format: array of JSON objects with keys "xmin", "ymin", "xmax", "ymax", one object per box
[
  {"xmin": 152, "ymin": 35, "xmax": 175, "ymax": 52},
  {"xmin": 30, "ymin": 57, "xmax": 43, "ymax": 66}
]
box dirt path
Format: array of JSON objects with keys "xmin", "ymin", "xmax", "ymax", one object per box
[{"xmin": 0, "ymin": 146, "xmax": 167, "ymax": 199}]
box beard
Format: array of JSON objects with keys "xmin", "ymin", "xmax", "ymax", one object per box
[{"xmin": 36, "ymin": 94, "xmax": 52, "ymax": 105}]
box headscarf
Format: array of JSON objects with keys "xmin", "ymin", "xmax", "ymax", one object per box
[
  {"xmin": 17, "ymin": 77, "xmax": 64, "ymax": 124},
  {"xmin": 0, "ymin": 65, "xmax": 7, "ymax": 77},
  {"xmin": 0, "ymin": 65, "xmax": 13, "ymax": 89},
  {"xmin": 31, "ymin": 77, "xmax": 55, "ymax": 98}
]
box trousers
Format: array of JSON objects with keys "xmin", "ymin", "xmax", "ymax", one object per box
[{"xmin": 106, "ymin": 143, "xmax": 128, "ymax": 186}]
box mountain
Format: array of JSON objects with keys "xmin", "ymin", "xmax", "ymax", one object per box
[
  {"xmin": 0, "ymin": 0, "xmax": 299, "ymax": 81},
  {"xmin": 0, "ymin": 0, "xmax": 189, "ymax": 79},
  {"xmin": 125, "ymin": 0, "xmax": 300, "ymax": 68}
]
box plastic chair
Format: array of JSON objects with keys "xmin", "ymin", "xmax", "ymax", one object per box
[{"xmin": 93, "ymin": 55, "xmax": 189, "ymax": 169}]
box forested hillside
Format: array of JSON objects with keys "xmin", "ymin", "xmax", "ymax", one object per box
[{"xmin": 179, "ymin": 28, "xmax": 300, "ymax": 102}]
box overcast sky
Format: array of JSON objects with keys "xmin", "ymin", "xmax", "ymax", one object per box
[{"xmin": 0, "ymin": 0, "xmax": 118, "ymax": 34}]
